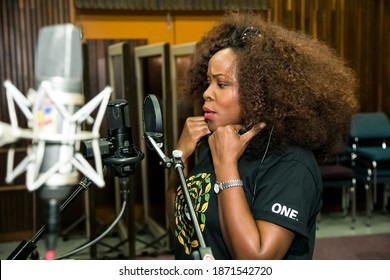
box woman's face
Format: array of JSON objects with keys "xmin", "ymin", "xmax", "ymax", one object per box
[{"xmin": 202, "ymin": 48, "xmax": 241, "ymax": 132}]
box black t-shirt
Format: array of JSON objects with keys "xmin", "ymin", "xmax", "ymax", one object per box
[{"xmin": 173, "ymin": 145, "xmax": 323, "ymax": 260}]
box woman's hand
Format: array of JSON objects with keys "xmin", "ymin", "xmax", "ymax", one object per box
[
  {"xmin": 176, "ymin": 116, "xmax": 211, "ymax": 161},
  {"xmin": 208, "ymin": 123, "xmax": 265, "ymax": 180}
]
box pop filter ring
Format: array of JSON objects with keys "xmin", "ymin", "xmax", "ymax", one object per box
[{"xmin": 142, "ymin": 94, "xmax": 163, "ymax": 148}]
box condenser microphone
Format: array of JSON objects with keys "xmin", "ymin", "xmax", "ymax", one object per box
[
  {"xmin": 34, "ymin": 24, "xmax": 84, "ymax": 257},
  {"xmin": 104, "ymin": 99, "xmax": 144, "ymax": 178}
]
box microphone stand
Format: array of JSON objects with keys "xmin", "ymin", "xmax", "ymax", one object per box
[
  {"xmin": 98, "ymin": 146, "xmax": 144, "ymax": 259},
  {"xmin": 144, "ymin": 133, "xmax": 214, "ymax": 260},
  {"xmin": 7, "ymin": 177, "xmax": 94, "ymax": 260}
]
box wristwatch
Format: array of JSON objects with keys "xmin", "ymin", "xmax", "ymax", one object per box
[{"xmin": 214, "ymin": 179, "xmax": 243, "ymax": 194}]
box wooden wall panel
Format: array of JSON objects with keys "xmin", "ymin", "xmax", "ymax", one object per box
[
  {"xmin": 0, "ymin": 0, "xmax": 71, "ymax": 123},
  {"xmin": 269, "ymin": 0, "xmax": 390, "ymax": 116},
  {"xmin": 74, "ymin": 0, "xmax": 269, "ymax": 11}
]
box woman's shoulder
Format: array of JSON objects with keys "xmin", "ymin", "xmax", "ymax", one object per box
[
  {"xmin": 282, "ymin": 146, "xmax": 317, "ymax": 162},
  {"xmin": 262, "ymin": 145, "xmax": 319, "ymax": 173}
]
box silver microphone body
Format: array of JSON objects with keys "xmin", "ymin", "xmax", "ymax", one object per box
[
  {"xmin": 33, "ymin": 24, "xmax": 84, "ymax": 254},
  {"xmin": 34, "ymin": 24, "xmax": 83, "ymax": 201}
]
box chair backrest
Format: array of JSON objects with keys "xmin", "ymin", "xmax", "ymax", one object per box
[{"xmin": 350, "ymin": 112, "xmax": 390, "ymax": 144}]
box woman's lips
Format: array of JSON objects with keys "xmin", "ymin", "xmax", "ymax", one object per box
[
  {"xmin": 203, "ymin": 107, "xmax": 215, "ymax": 120},
  {"xmin": 204, "ymin": 112, "xmax": 215, "ymax": 120}
]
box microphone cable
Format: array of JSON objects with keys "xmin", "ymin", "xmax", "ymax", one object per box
[{"xmin": 56, "ymin": 195, "xmax": 128, "ymax": 260}]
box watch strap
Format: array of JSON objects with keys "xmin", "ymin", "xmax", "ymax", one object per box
[{"xmin": 215, "ymin": 179, "xmax": 243, "ymax": 193}]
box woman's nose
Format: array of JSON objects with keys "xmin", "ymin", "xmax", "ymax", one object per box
[{"xmin": 203, "ymin": 85, "xmax": 213, "ymax": 101}]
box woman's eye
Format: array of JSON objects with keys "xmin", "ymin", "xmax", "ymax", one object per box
[{"xmin": 218, "ymin": 82, "xmax": 226, "ymax": 88}]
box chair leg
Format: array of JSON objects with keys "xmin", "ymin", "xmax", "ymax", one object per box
[
  {"xmin": 350, "ymin": 179, "xmax": 356, "ymax": 230},
  {"xmin": 372, "ymin": 161, "xmax": 377, "ymax": 204},
  {"xmin": 365, "ymin": 183, "xmax": 372, "ymax": 227}
]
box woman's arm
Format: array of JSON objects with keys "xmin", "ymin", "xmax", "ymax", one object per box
[
  {"xmin": 217, "ymin": 185, "xmax": 295, "ymax": 259},
  {"xmin": 209, "ymin": 123, "xmax": 294, "ymax": 259}
]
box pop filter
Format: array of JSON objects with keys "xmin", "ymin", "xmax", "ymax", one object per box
[{"xmin": 142, "ymin": 94, "xmax": 163, "ymax": 148}]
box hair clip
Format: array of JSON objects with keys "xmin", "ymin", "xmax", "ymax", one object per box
[
  {"xmin": 241, "ymin": 26, "xmax": 261, "ymax": 43},
  {"xmin": 229, "ymin": 26, "xmax": 261, "ymax": 48}
]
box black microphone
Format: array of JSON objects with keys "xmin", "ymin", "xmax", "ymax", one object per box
[
  {"xmin": 103, "ymin": 99, "xmax": 144, "ymax": 178},
  {"xmin": 34, "ymin": 24, "xmax": 84, "ymax": 258}
]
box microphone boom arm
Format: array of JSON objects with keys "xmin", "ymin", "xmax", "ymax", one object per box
[{"xmin": 145, "ymin": 135, "xmax": 171, "ymax": 168}]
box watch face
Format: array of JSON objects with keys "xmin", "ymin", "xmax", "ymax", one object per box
[{"xmin": 214, "ymin": 183, "xmax": 220, "ymax": 194}]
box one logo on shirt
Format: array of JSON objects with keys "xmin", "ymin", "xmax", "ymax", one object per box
[{"xmin": 271, "ymin": 203, "xmax": 299, "ymax": 221}]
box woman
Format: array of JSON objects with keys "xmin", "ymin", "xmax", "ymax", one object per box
[{"xmin": 167, "ymin": 10, "xmax": 359, "ymax": 260}]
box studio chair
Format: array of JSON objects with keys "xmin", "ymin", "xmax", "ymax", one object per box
[
  {"xmin": 317, "ymin": 140, "xmax": 357, "ymax": 229},
  {"xmin": 349, "ymin": 112, "xmax": 390, "ymax": 226}
]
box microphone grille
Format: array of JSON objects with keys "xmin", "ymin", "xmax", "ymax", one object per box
[
  {"xmin": 35, "ymin": 24, "xmax": 82, "ymax": 86},
  {"xmin": 107, "ymin": 99, "xmax": 131, "ymax": 132}
]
